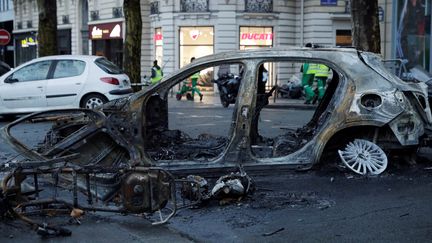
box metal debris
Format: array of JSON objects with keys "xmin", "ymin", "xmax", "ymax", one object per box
[
  {"xmin": 211, "ymin": 170, "xmax": 255, "ymax": 201},
  {"xmin": 180, "ymin": 175, "xmax": 210, "ymax": 203},
  {"xmin": 180, "ymin": 169, "xmax": 255, "ymax": 206}
]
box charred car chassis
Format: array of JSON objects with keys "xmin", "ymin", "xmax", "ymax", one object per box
[{"xmin": 1, "ymin": 48, "xmax": 432, "ymax": 233}]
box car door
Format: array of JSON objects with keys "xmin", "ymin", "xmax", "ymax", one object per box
[
  {"xmin": 46, "ymin": 59, "xmax": 87, "ymax": 107},
  {"xmin": 0, "ymin": 61, "xmax": 51, "ymax": 111}
]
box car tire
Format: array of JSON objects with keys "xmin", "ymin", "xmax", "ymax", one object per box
[{"xmin": 81, "ymin": 94, "xmax": 108, "ymax": 109}]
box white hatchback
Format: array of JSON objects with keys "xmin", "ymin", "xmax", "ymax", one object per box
[{"xmin": 0, "ymin": 55, "xmax": 133, "ymax": 115}]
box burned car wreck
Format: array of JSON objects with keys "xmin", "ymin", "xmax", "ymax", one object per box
[{"xmin": 1, "ymin": 47, "xmax": 432, "ymax": 234}]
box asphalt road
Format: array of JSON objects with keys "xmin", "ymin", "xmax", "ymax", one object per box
[{"xmin": 1, "ymin": 104, "xmax": 432, "ymax": 242}]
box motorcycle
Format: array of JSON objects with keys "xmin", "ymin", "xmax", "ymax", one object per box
[{"xmin": 213, "ymin": 73, "xmax": 241, "ymax": 108}]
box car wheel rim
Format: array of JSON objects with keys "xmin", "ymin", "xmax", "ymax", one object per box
[
  {"xmin": 338, "ymin": 139, "xmax": 387, "ymax": 175},
  {"xmin": 85, "ymin": 97, "xmax": 104, "ymax": 109}
]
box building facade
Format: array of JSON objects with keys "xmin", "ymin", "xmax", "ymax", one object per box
[
  {"xmin": 148, "ymin": 0, "xmax": 353, "ymax": 86},
  {"xmin": 0, "ymin": 0, "xmax": 14, "ymax": 67},
  {"xmin": 10, "ymin": 0, "xmax": 432, "ymax": 79}
]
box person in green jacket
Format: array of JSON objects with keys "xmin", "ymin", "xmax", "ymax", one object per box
[
  {"xmin": 301, "ymin": 43, "xmax": 317, "ymax": 104},
  {"xmin": 313, "ymin": 64, "xmax": 329, "ymax": 103},
  {"xmin": 301, "ymin": 62, "xmax": 317, "ymax": 104},
  {"xmin": 176, "ymin": 57, "xmax": 203, "ymax": 101}
]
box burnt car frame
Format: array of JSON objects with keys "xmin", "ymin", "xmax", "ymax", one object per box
[
  {"xmin": 1, "ymin": 47, "xmax": 432, "ymax": 232},
  {"xmin": 2, "ymin": 47, "xmax": 432, "ymax": 174}
]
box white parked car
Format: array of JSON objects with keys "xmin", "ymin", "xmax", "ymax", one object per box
[{"xmin": 0, "ymin": 55, "xmax": 133, "ymax": 116}]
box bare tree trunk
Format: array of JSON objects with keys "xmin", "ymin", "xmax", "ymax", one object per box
[
  {"xmin": 123, "ymin": 0, "xmax": 142, "ymax": 89},
  {"xmin": 37, "ymin": 0, "xmax": 57, "ymax": 57},
  {"xmin": 350, "ymin": 0, "xmax": 381, "ymax": 53}
]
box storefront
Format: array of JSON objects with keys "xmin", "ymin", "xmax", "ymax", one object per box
[
  {"xmin": 89, "ymin": 21, "xmax": 124, "ymax": 68},
  {"xmin": 239, "ymin": 26, "xmax": 274, "ymax": 87},
  {"xmin": 395, "ymin": 0, "xmax": 431, "ymax": 71},
  {"xmin": 14, "ymin": 32, "xmax": 37, "ymax": 66},
  {"xmin": 239, "ymin": 26, "xmax": 273, "ymax": 50},
  {"xmin": 179, "ymin": 26, "xmax": 214, "ymax": 88}
]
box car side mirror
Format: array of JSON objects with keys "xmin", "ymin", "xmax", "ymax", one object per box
[{"xmin": 4, "ymin": 77, "xmax": 18, "ymax": 83}]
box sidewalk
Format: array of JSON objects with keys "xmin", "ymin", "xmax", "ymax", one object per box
[{"xmin": 169, "ymin": 91, "xmax": 316, "ymax": 110}]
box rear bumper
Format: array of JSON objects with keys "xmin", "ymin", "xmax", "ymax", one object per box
[{"xmin": 109, "ymin": 88, "xmax": 134, "ymax": 95}]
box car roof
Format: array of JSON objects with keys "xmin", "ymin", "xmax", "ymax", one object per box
[
  {"xmin": 31, "ymin": 55, "xmax": 103, "ymax": 62},
  {"xmin": 174, "ymin": 46, "xmax": 362, "ymax": 76},
  {"xmin": 193, "ymin": 46, "xmax": 359, "ymax": 63}
]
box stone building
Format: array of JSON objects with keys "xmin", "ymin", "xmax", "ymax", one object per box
[{"xmin": 10, "ymin": 0, "xmax": 432, "ymax": 81}]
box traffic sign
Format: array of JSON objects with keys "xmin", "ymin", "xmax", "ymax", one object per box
[{"xmin": 0, "ymin": 29, "xmax": 11, "ymax": 46}]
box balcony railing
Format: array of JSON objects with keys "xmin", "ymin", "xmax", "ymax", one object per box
[
  {"xmin": 113, "ymin": 7, "xmax": 123, "ymax": 18},
  {"xmin": 90, "ymin": 10, "xmax": 99, "ymax": 21},
  {"xmin": 62, "ymin": 15, "xmax": 70, "ymax": 24},
  {"xmin": 245, "ymin": 0, "xmax": 273, "ymax": 13},
  {"xmin": 180, "ymin": 0, "xmax": 209, "ymax": 12},
  {"xmin": 345, "ymin": 0, "xmax": 351, "ymax": 13},
  {"xmin": 150, "ymin": 1, "xmax": 159, "ymax": 15}
]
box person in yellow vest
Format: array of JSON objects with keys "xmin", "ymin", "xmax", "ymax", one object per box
[
  {"xmin": 150, "ymin": 60, "xmax": 163, "ymax": 85},
  {"xmin": 176, "ymin": 57, "xmax": 203, "ymax": 101},
  {"xmin": 314, "ymin": 64, "xmax": 329, "ymax": 103}
]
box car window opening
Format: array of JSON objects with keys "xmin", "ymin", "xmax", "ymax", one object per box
[
  {"xmin": 95, "ymin": 57, "xmax": 124, "ymax": 74},
  {"xmin": 143, "ymin": 63, "xmax": 244, "ymax": 162},
  {"xmin": 251, "ymin": 61, "xmax": 339, "ymax": 159}
]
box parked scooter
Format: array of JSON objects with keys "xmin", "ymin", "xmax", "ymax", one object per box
[{"xmin": 213, "ymin": 73, "xmax": 241, "ymax": 108}]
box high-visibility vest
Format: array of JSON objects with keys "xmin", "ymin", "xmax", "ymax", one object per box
[
  {"xmin": 306, "ymin": 63, "xmax": 318, "ymax": 75},
  {"xmin": 151, "ymin": 67, "xmax": 163, "ymax": 84},
  {"xmin": 315, "ymin": 64, "xmax": 329, "ymax": 77}
]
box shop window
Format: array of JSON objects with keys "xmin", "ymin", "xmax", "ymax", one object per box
[
  {"xmin": 15, "ymin": 35, "xmax": 37, "ymax": 66},
  {"xmin": 240, "ymin": 26, "xmax": 274, "ymax": 89},
  {"xmin": 179, "ymin": 27, "xmax": 214, "ymax": 87},
  {"xmin": 154, "ymin": 28, "xmax": 163, "ymax": 66},
  {"xmin": 395, "ymin": 0, "xmax": 431, "ymax": 71}
]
